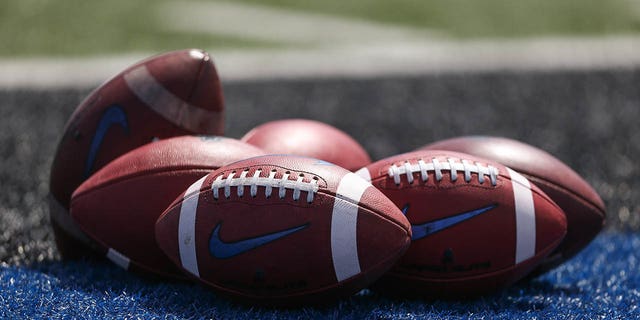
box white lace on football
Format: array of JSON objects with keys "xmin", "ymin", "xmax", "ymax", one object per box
[
  {"xmin": 388, "ymin": 158, "xmax": 499, "ymax": 186},
  {"xmin": 212, "ymin": 169, "xmax": 319, "ymax": 203}
]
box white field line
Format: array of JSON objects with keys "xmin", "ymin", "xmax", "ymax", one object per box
[
  {"xmin": 2, "ymin": 36, "xmax": 640, "ymax": 89},
  {"xmin": 159, "ymin": 1, "xmax": 441, "ymax": 45},
  {"xmin": 214, "ymin": 36, "xmax": 640, "ymax": 81},
  {"xmin": 0, "ymin": 54, "xmax": 149, "ymax": 90}
]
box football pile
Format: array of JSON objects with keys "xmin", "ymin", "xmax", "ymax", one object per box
[{"xmin": 49, "ymin": 49, "xmax": 606, "ymax": 304}]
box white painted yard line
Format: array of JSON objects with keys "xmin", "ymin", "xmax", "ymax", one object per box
[
  {"xmin": 0, "ymin": 54, "xmax": 149, "ymax": 90},
  {"xmin": 1, "ymin": 36, "xmax": 640, "ymax": 89},
  {"xmin": 215, "ymin": 36, "xmax": 640, "ymax": 81},
  {"xmin": 159, "ymin": 1, "xmax": 440, "ymax": 45}
]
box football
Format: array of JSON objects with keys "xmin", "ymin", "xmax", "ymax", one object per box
[
  {"xmin": 355, "ymin": 150, "xmax": 567, "ymax": 296},
  {"xmin": 49, "ymin": 49, "xmax": 225, "ymax": 258},
  {"xmin": 419, "ymin": 136, "xmax": 605, "ymax": 273},
  {"xmin": 240, "ymin": 119, "xmax": 371, "ymax": 171},
  {"xmin": 155, "ymin": 155, "xmax": 411, "ymax": 303},
  {"xmin": 70, "ymin": 136, "xmax": 264, "ymax": 278}
]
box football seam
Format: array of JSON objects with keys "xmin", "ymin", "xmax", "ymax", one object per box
[
  {"xmin": 386, "ymin": 158, "xmax": 498, "ymax": 186},
  {"xmin": 371, "ymin": 164, "xmax": 499, "ymax": 191},
  {"xmin": 160, "ymin": 185, "xmax": 412, "ymax": 238},
  {"xmin": 524, "ymin": 174, "xmax": 606, "ymax": 220},
  {"xmin": 186, "ymin": 50, "xmax": 208, "ymax": 107},
  {"xmin": 69, "ymin": 214, "xmax": 186, "ymax": 280},
  {"xmin": 373, "ymin": 166, "xmax": 567, "ymax": 216},
  {"xmin": 368, "ymin": 166, "xmax": 568, "ymax": 238},
  {"xmin": 71, "ymin": 167, "xmax": 216, "ymax": 201},
  {"xmin": 318, "ymin": 188, "xmax": 411, "ymax": 235},
  {"xmin": 505, "ymin": 172, "xmax": 567, "ymax": 218},
  {"xmin": 187, "ymin": 228, "xmax": 411, "ymax": 301}
]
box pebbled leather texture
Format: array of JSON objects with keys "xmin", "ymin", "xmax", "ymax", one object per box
[
  {"xmin": 49, "ymin": 49, "xmax": 225, "ymax": 258},
  {"xmin": 420, "ymin": 136, "xmax": 605, "ymax": 272}
]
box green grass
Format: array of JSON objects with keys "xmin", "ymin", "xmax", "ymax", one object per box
[
  {"xmin": 1, "ymin": 0, "xmax": 640, "ymax": 57},
  {"xmin": 0, "ymin": 0, "xmax": 270, "ymax": 57},
  {"xmin": 238, "ymin": 0, "xmax": 640, "ymax": 38}
]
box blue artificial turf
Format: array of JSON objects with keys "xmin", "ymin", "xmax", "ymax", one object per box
[{"xmin": 1, "ymin": 232, "xmax": 638, "ymax": 319}]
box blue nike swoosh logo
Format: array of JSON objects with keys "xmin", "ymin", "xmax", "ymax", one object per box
[
  {"xmin": 209, "ymin": 223, "xmax": 309, "ymax": 259},
  {"xmin": 313, "ymin": 159, "xmax": 335, "ymax": 166},
  {"xmin": 403, "ymin": 204, "xmax": 497, "ymax": 241},
  {"xmin": 83, "ymin": 105, "xmax": 129, "ymax": 179}
]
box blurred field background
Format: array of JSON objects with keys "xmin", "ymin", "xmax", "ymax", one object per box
[
  {"xmin": 3, "ymin": 0, "xmax": 640, "ymax": 56},
  {"xmin": 1, "ymin": 1, "xmax": 639, "ymax": 318}
]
